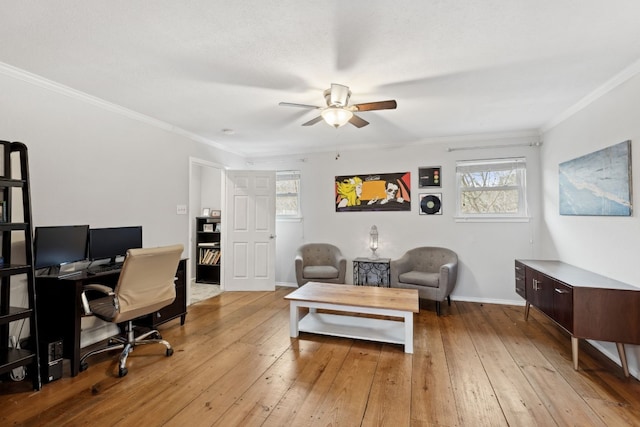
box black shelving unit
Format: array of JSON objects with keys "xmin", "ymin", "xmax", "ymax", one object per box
[
  {"xmin": 0, "ymin": 141, "xmax": 41, "ymax": 390},
  {"xmin": 195, "ymin": 216, "xmax": 221, "ymax": 284}
]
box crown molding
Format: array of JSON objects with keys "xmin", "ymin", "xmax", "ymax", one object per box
[
  {"xmin": 0, "ymin": 61, "xmax": 241, "ymax": 155},
  {"xmin": 541, "ymin": 58, "xmax": 640, "ymax": 133}
]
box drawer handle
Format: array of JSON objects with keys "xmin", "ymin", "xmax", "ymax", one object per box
[{"xmin": 554, "ymin": 288, "xmax": 569, "ymax": 294}]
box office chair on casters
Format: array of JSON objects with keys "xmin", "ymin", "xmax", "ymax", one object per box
[{"xmin": 79, "ymin": 244, "xmax": 183, "ymax": 377}]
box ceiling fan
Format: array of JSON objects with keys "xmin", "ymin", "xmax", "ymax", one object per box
[{"xmin": 279, "ymin": 83, "xmax": 397, "ymax": 128}]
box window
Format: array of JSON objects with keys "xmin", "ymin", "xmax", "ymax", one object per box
[
  {"xmin": 455, "ymin": 158, "xmax": 528, "ymax": 220},
  {"xmin": 276, "ymin": 170, "xmax": 301, "ymax": 218}
]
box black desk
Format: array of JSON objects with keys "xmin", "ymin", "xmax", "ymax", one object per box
[{"xmin": 35, "ymin": 259, "xmax": 187, "ymax": 377}]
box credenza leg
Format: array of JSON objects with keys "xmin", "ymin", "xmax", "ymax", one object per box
[
  {"xmin": 616, "ymin": 342, "xmax": 630, "ymax": 378},
  {"xmin": 524, "ymin": 302, "xmax": 530, "ymax": 321},
  {"xmin": 572, "ymin": 336, "xmax": 579, "ymax": 371}
]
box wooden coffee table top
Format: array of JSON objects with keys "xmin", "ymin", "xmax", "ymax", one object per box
[{"xmin": 285, "ymin": 282, "xmax": 419, "ymax": 313}]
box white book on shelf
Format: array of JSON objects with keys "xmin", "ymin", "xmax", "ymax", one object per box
[{"xmin": 198, "ymin": 242, "xmax": 220, "ymax": 248}]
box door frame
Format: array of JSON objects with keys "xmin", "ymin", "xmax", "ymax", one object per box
[{"xmin": 188, "ymin": 157, "xmax": 225, "ymax": 303}]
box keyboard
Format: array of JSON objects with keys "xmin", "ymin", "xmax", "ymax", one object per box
[{"xmin": 86, "ymin": 263, "xmax": 123, "ymax": 275}]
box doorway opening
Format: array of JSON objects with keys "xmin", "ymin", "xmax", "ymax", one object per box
[{"xmin": 188, "ymin": 157, "xmax": 224, "ymax": 305}]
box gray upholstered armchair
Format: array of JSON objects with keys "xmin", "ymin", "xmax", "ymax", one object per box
[
  {"xmin": 295, "ymin": 243, "xmax": 347, "ymax": 286},
  {"xmin": 390, "ymin": 247, "xmax": 458, "ymax": 316}
]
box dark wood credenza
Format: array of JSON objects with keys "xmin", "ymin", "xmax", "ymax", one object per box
[{"xmin": 515, "ymin": 259, "xmax": 640, "ymax": 377}]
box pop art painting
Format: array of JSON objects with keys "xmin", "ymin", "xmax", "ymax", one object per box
[{"xmin": 335, "ymin": 172, "xmax": 411, "ymax": 212}]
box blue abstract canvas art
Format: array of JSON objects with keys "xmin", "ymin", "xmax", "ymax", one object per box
[{"xmin": 559, "ymin": 140, "xmax": 632, "ymax": 216}]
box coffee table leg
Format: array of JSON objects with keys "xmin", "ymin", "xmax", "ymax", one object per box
[
  {"xmin": 289, "ymin": 302, "xmax": 300, "ymax": 337},
  {"xmin": 404, "ymin": 312, "xmax": 413, "ymax": 353}
]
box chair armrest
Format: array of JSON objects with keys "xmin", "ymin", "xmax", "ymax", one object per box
[
  {"xmin": 84, "ymin": 284, "xmax": 115, "ymax": 294},
  {"xmin": 334, "ymin": 253, "xmax": 347, "ymax": 283},
  {"xmin": 332, "ymin": 252, "xmax": 346, "ymax": 269},
  {"xmin": 295, "ymin": 254, "xmax": 305, "ymax": 286},
  {"xmin": 390, "ymin": 254, "xmax": 412, "ymax": 286},
  {"xmin": 439, "ymin": 261, "xmax": 458, "ymax": 295},
  {"xmin": 81, "ymin": 284, "xmax": 115, "ymax": 315}
]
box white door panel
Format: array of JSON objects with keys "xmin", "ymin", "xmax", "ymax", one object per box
[{"xmin": 224, "ymin": 170, "xmax": 275, "ymax": 291}]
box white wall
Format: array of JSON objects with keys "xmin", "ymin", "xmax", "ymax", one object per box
[
  {"xmin": 200, "ymin": 166, "xmax": 222, "ymax": 212},
  {"xmin": 540, "ymin": 72, "xmax": 640, "ymax": 379},
  {"xmin": 0, "ymin": 70, "xmax": 244, "ymax": 341},
  {"xmin": 0, "ymin": 74, "xmax": 244, "ymax": 236},
  {"xmin": 265, "ymin": 134, "xmax": 542, "ymax": 304}
]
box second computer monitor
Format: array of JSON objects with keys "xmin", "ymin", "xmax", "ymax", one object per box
[{"xmin": 88, "ymin": 226, "xmax": 142, "ymax": 263}]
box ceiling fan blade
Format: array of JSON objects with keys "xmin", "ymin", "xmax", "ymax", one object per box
[
  {"xmin": 353, "ymin": 100, "xmax": 397, "ymax": 111},
  {"xmin": 330, "ymin": 83, "xmax": 351, "ymax": 106},
  {"xmin": 301, "ymin": 116, "xmax": 324, "ymax": 126},
  {"xmin": 279, "ymin": 102, "xmax": 321, "ymax": 109},
  {"xmin": 349, "ymin": 114, "xmax": 369, "ymax": 128}
]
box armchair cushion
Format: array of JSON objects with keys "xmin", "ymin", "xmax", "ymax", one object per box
[
  {"xmin": 303, "ymin": 265, "xmax": 340, "ymax": 279},
  {"xmin": 398, "ymin": 271, "xmax": 439, "ymax": 288}
]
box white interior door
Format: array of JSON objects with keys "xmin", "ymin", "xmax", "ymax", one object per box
[{"xmin": 223, "ymin": 170, "xmax": 276, "ymax": 291}]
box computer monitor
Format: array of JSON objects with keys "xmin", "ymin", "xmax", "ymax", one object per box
[
  {"xmin": 88, "ymin": 226, "xmax": 143, "ymax": 263},
  {"xmin": 34, "ymin": 225, "xmax": 89, "ymax": 270}
]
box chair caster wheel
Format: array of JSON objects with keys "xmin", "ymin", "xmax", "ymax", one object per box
[
  {"xmin": 80, "ymin": 362, "xmax": 88, "ymax": 372},
  {"xmin": 118, "ymin": 367, "xmax": 128, "ymax": 377},
  {"xmin": 166, "ymin": 348, "xmax": 174, "ymax": 357}
]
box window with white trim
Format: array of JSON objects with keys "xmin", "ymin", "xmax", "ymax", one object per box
[
  {"xmin": 276, "ymin": 170, "xmax": 301, "ymax": 218},
  {"xmin": 455, "ymin": 158, "xmax": 528, "ymax": 219}
]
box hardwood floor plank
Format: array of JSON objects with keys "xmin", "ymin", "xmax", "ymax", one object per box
[
  {"xmin": 457, "ymin": 302, "xmax": 556, "ymax": 426},
  {"xmin": 1, "ymin": 288, "xmax": 639, "ymax": 427},
  {"xmin": 497, "ymin": 303, "xmax": 608, "ymax": 425},
  {"xmin": 54, "ymin": 291, "xmax": 289, "ymax": 426},
  {"xmin": 361, "ymin": 345, "xmax": 413, "ymax": 426},
  {"xmin": 411, "ymin": 306, "xmax": 458, "ymax": 425},
  {"xmin": 499, "ymin": 303, "xmax": 640, "ymax": 426},
  {"xmin": 439, "ymin": 303, "xmax": 507, "ymax": 426},
  {"xmin": 583, "ymin": 396, "xmax": 640, "ymax": 426},
  {"xmin": 161, "ymin": 322, "xmax": 293, "ymax": 425},
  {"xmin": 262, "ymin": 336, "xmax": 352, "ymax": 427},
  {"xmin": 212, "ymin": 337, "xmax": 324, "ymax": 426},
  {"xmin": 308, "ymin": 340, "xmax": 381, "ymax": 426}
]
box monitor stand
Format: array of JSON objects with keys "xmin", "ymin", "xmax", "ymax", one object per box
[{"xmin": 39, "ymin": 264, "xmax": 82, "ymax": 278}]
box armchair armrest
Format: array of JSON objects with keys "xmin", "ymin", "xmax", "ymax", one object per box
[
  {"xmin": 333, "ymin": 253, "xmax": 347, "ymax": 283},
  {"xmin": 439, "ymin": 261, "xmax": 458, "ymax": 295},
  {"xmin": 295, "ymin": 253, "xmax": 305, "ymax": 286},
  {"xmin": 81, "ymin": 284, "xmax": 116, "ymax": 315}
]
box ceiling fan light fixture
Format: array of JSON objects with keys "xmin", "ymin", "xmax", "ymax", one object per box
[{"xmin": 321, "ymin": 107, "xmax": 353, "ymax": 128}]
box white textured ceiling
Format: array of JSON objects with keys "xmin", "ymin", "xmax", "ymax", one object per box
[{"xmin": 2, "ymin": 1, "xmax": 640, "ymax": 156}]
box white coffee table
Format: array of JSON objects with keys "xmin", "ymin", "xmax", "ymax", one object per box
[{"xmin": 284, "ymin": 282, "xmax": 419, "ymax": 353}]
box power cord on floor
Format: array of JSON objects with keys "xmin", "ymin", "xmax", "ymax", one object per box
[{"xmin": 9, "ymin": 335, "xmax": 26, "ymax": 381}]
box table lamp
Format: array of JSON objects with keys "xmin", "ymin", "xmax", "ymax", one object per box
[{"xmin": 369, "ymin": 225, "xmax": 379, "ymax": 259}]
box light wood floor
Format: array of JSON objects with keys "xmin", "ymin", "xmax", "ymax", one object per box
[{"xmin": 2, "ymin": 287, "xmax": 640, "ymax": 426}]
